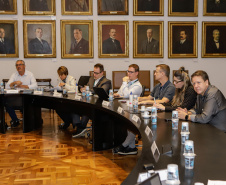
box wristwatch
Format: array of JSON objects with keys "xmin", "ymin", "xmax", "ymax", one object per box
[{"xmin": 185, "ymin": 114, "xmax": 188, "ymax": 121}]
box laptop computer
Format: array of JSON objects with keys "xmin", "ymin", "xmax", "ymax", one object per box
[{"xmin": 93, "ymin": 87, "xmax": 109, "ymax": 100}]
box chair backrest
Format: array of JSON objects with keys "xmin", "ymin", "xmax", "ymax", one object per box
[
  {"xmin": 2, "ymin": 79, "xmax": 9, "ymax": 89},
  {"xmin": 89, "ymin": 71, "xmax": 106, "ymax": 77},
  {"xmin": 77, "ymin": 76, "xmax": 90, "ymax": 90},
  {"xmin": 139, "ymin": 70, "xmax": 150, "ymax": 92},
  {"xmin": 112, "ymin": 71, "xmax": 127, "ymax": 92},
  {"xmin": 140, "ymin": 85, "xmax": 146, "ymax": 97},
  {"xmin": 36, "ymin": 78, "xmax": 52, "ymax": 88}
]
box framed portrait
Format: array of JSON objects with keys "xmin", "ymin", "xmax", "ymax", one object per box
[
  {"xmin": 203, "ymin": 0, "xmax": 226, "ymax": 16},
  {"xmin": 168, "ymin": 0, "xmax": 198, "ymax": 16},
  {"xmin": 0, "ymin": 0, "xmax": 17, "ymax": 14},
  {"xmin": 61, "ymin": 0, "xmax": 92, "ymax": 15},
  {"xmin": 23, "ymin": 0, "xmax": 56, "ymax": 15},
  {"xmin": 168, "ymin": 22, "xmax": 197, "ymax": 58},
  {"xmin": 98, "ymin": 21, "xmax": 129, "ymax": 58},
  {"xmin": 0, "ymin": 20, "xmax": 18, "ymax": 58},
  {"xmin": 61, "ymin": 20, "xmax": 93, "ymax": 59},
  {"xmin": 23, "ymin": 20, "xmax": 56, "ymax": 58},
  {"xmin": 133, "ymin": 0, "xmax": 164, "ymax": 16},
  {"xmin": 133, "ymin": 21, "xmax": 163, "ymax": 58},
  {"xmin": 98, "ymin": 0, "xmax": 128, "ymax": 15},
  {"xmin": 202, "ymin": 22, "xmax": 226, "ymax": 58}
]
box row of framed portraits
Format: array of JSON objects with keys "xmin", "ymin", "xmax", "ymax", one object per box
[
  {"xmin": 1, "ymin": 20, "xmax": 226, "ymax": 59},
  {"xmin": 1, "ymin": 0, "xmax": 226, "ymax": 16}
]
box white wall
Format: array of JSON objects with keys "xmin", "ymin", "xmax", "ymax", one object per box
[{"xmin": 1, "ymin": 1, "xmax": 226, "ymax": 95}]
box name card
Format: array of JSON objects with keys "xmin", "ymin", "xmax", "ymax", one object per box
[
  {"xmin": 102, "ymin": 100, "xmax": 110, "ymax": 107},
  {"xmin": 145, "ymin": 126, "xmax": 153, "ymax": 137},
  {"xmin": 6, "ymin": 90, "xmax": 19, "ymax": 94},
  {"xmin": 117, "ymin": 106, "xmax": 124, "ymax": 114},
  {"xmin": 74, "ymin": 95, "xmax": 82, "ymax": 100},
  {"xmin": 151, "ymin": 141, "xmax": 160, "ymax": 157},
  {"xmin": 33, "ymin": 91, "xmax": 43, "ymax": 95},
  {"xmin": 137, "ymin": 172, "xmax": 151, "ymax": 183},
  {"xmin": 53, "ymin": 92, "xmax": 62, "ymax": 98},
  {"xmin": 132, "ymin": 115, "xmax": 140, "ymax": 123}
]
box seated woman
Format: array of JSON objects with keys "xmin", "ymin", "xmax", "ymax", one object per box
[{"xmin": 154, "ymin": 67, "xmax": 196, "ymax": 111}]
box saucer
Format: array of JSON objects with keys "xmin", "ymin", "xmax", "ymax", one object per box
[
  {"xmin": 139, "ymin": 109, "xmax": 146, "ymax": 112},
  {"xmin": 146, "ymin": 107, "xmax": 153, "ymax": 111},
  {"xmin": 142, "ymin": 115, "xmax": 151, "ymax": 119}
]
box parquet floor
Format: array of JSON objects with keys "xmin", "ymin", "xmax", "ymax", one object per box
[{"xmin": 0, "ymin": 110, "xmax": 141, "ymax": 185}]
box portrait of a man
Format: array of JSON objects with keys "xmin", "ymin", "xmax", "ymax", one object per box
[
  {"xmin": 172, "ymin": 0, "xmax": 194, "ymax": 12},
  {"xmin": 0, "ymin": 0, "xmax": 12, "ymax": 11},
  {"xmin": 138, "ymin": 0, "xmax": 159, "ymax": 11},
  {"xmin": 102, "ymin": 28, "xmax": 123, "ymax": 54},
  {"xmin": 0, "ymin": 27, "xmax": 15, "ymax": 54},
  {"xmin": 173, "ymin": 29, "xmax": 193, "ymax": 54},
  {"xmin": 69, "ymin": 28, "xmax": 89, "ymax": 54},
  {"xmin": 207, "ymin": 0, "xmax": 226, "ymax": 13},
  {"xmin": 28, "ymin": 27, "xmax": 52, "ymax": 54},
  {"xmin": 139, "ymin": 28, "xmax": 159, "ymax": 54},
  {"xmin": 101, "ymin": 0, "xmax": 125, "ymax": 11},
  {"xmin": 65, "ymin": 0, "xmax": 89, "ymax": 12},
  {"xmin": 29, "ymin": 0, "xmax": 50, "ymax": 11}
]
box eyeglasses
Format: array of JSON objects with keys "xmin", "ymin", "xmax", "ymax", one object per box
[
  {"xmin": 15, "ymin": 64, "xmax": 24, "ymax": 67},
  {"xmin": 127, "ymin": 70, "xmax": 135, "ymax": 74},
  {"xmin": 93, "ymin": 71, "xmax": 101, "ymax": 75},
  {"xmin": 173, "ymin": 80, "xmax": 182, "ymax": 84}
]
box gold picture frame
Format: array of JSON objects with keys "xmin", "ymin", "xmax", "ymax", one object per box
[
  {"xmin": 23, "ymin": 20, "xmax": 56, "ymax": 58},
  {"xmin": 98, "ymin": 21, "xmax": 129, "ymax": 58},
  {"xmin": 61, "ymin": 0, "xmax": 92, "ymax": 15},
  {"xmin": 61, "ymin": 20, "xmax": 93, "ymax": 59},
  {"xmin": 168, "ymin": 0, "xmax": 198, "ymax": 16},
  {"xmin": 203, "ymin": 0, "xmax": 226, "ymax": 16},
  {"xmin": 133, "ymin": 0, "xmax": 164, "ymax": 16},
  {"xmin": 168, "ymin": 21, "xmax": 197, "ymax": 58},
  {"xmin": 98, "ymin": 0, "xmax": 128, "ymax": 15},
  {"xmin": 0, "ymin": 20, "xmax": 18, "ymax": 58},
  {"xmin": 202, "ymin": 22, "xmax": 226, "ymax": 58},
  {"xmin": 133, "ymin": 21, "xmax": 163, "ymax": 58},
  {"xmin": 23, "ymin": 0, "xmax": 56, "ymax": 15},
  {"xmin": 0, "ymin": 0, "xmax": 17, "ymax": 14}
]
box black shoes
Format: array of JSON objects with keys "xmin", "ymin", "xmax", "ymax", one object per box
[
  {"xmin": 58, "ymin": 123, "xmax": 68, "ymax": 130},
  {"xmin": 10, "ymin": 120, "xmax": 20, "ymax": 128},
  {"xmin": 113, "ymin": 145, "xmax": 138, "ymax": 155},
  {"xmin": 112, "ymin": 145, "xmax": 127, "ymax": 154}
]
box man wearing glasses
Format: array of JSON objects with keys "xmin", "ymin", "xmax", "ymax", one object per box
[
  {"xmin": 5, "ymin": 60, "xmax": 37, "ymax": 127},
  {"xmin": 139, "ymin": 64, "xmax": 175, "ymax": 105},
  {"xmin": 72, "ymin": 63, "xmax": 111, "ymax": 137}
]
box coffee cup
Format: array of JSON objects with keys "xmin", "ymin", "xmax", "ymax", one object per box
[
  {"xmin": 181, "ymin": 122, "xmax": 189, "ymax": 132},
  {"xmin": 181, "ymin": 132, "xmax": 190, "ymax": 145},
  {"xmin": 185, "ymin": 155, "xmax": 196, "ymax": 169},
  {"xmin": 141, "ymin": 105, "xmax": 146, "ymax": 111},
  {"xmin": 166, "ymin": 164, "xmax": 180, "ymax": 185},
  {"xmin": 143, "ymin": 111, "xmax": 149, "ymax": 116},
  {"xmin": 184, "ymin": 140, "xmax": 194, "ymax": 154}
]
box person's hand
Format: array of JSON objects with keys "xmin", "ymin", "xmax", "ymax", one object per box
[
  {"xmin": 59, "ymin": 83, "xmax": 65, "ymax": 87},
  {"xmin": 80, "ymin": 87, "xmax": 86, "ymax": 92},
  {"xmin": 138, "ymin": 97, "xmax": 143, "ymax": 102},
  {"xmin": 14, "ymin": 81, "xmax": 22, "ymax": 86},
  {"xmin": 178, "ymin": 110, "xmax": 187, "ymax": 120},
  {"xmin": 138, "ymin": 101, "xmax": 148, "ymax": 105},
  {"xmin": 153, "ymin": 103, "xmax": 165, "ymax": 110},
  {"xmin": 114, "ymin": 93, "xmax": 120, "ymax": 97},
  {"xmin": 176, "ymin": 107, "xmax": 188, "ymax": 113},
  {"xmin": 122, "ymin": 76, "xmax": 129, "ymax": 82}
]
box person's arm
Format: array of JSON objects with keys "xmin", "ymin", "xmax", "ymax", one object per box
[
  {"xmin": 138, "ymin": 95, "xmax": 152, "ymax": 102},
  {"xmin": 65, "ymin": 76, "xmax": 76, "ymax": 91},
  {"xmin": 27, "ymin": 73, "xmax": 37, "ymax": 89},
  {"xmin": 139, "ymin": 97, "xmax": 170, "ymax": 105},
  {"xmin": 6, "ymin": 73, "xmax": 16, "ymax": 89},
  {"xmin": 101, "ymin": 80, "xmax": 112, "ymax": 94},
  {"xmin": 180, "ymin": 87, "xmax": 197, "ymax": 110}
]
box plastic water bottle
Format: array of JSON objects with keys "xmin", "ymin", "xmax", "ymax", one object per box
[
  {"xmin": 129, "ymin": 91, "xmax": 133, "ymax": 107},
  {"xmin": 86, "ymin": 86, "xmax": 90, "ymax": 98},
  {"xmin": 0, "ymin": 82, "xmax": 4, "ymax": 94},
  {"xmin": 172, "ymin": 111, "xmax": 179, "ymax": 129},
  {"xmin": 133, "ymin": 95, "xmax": 138, "ymax": 110},
  {"xmin": 109, "ymin": 89, "xmax": 113, "ymax": 101},
  {"xmin": 151, "ymin": 107, "xmax": 157, "ymax": 124},
  {"xmin": 75, "ymin": 83, "xmax": 78, "ymax": 96}
]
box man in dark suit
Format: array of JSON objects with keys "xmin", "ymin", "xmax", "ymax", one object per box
[
  {"xmin": 172, "ymin": 0, "xmax": 194, "ymax": 12},
  {"xmin": 206, "ymin": 29, "xmax": 226, "ymax": 53},
  {"xmin": 0, "ymin": 0, "xmax": 11, "ymax": 11},
  {"xmin": 29, "ymin": 0, "xmax": 49, "ymax": 11},
  {"xmin": 72, "ymin": 63, "xmax": 112, "ymax": 138},
  {"xmin": 102, "ymin": 28, "xmax": 123, "ymax": 54},
  {"xmin": 139, "ymin": 28, "xmax": 159, "ymax": 54},
  {"xmin": 0, "ymin": 28, "xmax": 15, "ymax": 54},
  {"xmin": 173, "ymin": 30, "xmax": 193, "ymax": 54},
  {"xmin": 69, "ymin": 28, "xmax": 89, "ymax": 54},
  {"xmin": 207, "ymin": 0, "xmax": 226, "ymax": 13},
  {"xmin": 138, "ymin": 0, "xmax": 159, "ymax": 11},
  {"xmin": 28, "ymin": 28, "xmax": 52, "ymax": 54},
  {"xmin": 102, "ymin": 0, "xmax": 124, "ymax": 11}
]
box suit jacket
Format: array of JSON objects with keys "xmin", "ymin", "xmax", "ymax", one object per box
[
  {"xmin": 172, "ymin": 0, "xmax": 194, "ymax": 12},
  {"xmin": 0, "ymin": 38, "xmax": 15, "ymax": 54},
  {"xmin": 102, "ymin": 38, "xmax": 123, "ymax": 54},
  {"xmin": 87, "ymin": 76, "xmax": 112, "ymax": 94},
  {"xmin": 173, "ymin": 39, "xmax": 193, "ymax": 54},
  {"xmin": 69, "ymin": 38, "xmax": 89, "ymax": 54},
  {"xmin": 65, "ymin": 0, "xmax": 88, "ymax": 11},
  {"xmin": 102, "ymin": 0, "xmax": 124, "ymax": 11},
  {"xmin": 138, "ymin": 0, "xmax": 159, "ymax": 11},
  {"xmin": 28, "ymin": 38, "xmax": 52, "ymax": 54},
  {"xmin": 207, "ymin": 0, "xmax": 226, "ymax": 13},
  {"xmin": 139, "ymin": 38, "xmax": 159, "ymax": 54},
  {"xmin": 206, "ymin": 39, "xmax": 225, "ymax": 54},
  {"xmin": 29, "ymin": 0, "xmax": 49, "ymax": 11},
  {"xmin": 0, "ymin": 0, "xmax": 11, "ymax": 11}
]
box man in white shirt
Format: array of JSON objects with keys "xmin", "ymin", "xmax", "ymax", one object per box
[{"xmin": 5, "ymin": 60, "xmax": 37, "ymax": 127}]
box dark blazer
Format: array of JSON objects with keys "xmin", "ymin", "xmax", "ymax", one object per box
[
  {"xmin": 87, "ymin": 76, "xmax": 112, "ymax": 94},
  {"xmin": 206, "ymin": 39, "xmax": 225, "ymax": 54},
  {"xmin": 0, "ymin": 38, "xmax": 15, "ymax": 54},
  {"xmin": 29, "ymin": 0, "xmax": 49, "ymax": 11},
  {"xmin": 138, "ymin": 0, "xmax": 159, "ymax": 11},
  {"xmin": 69, "ymin": 38, "xmax": 89, "ymax": 54},
  {"xmin": 0, "ymin": 0, "xmax": 11, "ymax": 11},
  {"xmin": 102, "ymin": 38, "xmax": 123, "ymax": 54},
  {"xmin": 207, "ymin": 0, "xmax": 226, "ymax": 13},
  {"xmin": 172, "ymin": 0, "xmax": 194, "ymax": 12},
  {"xmin": 173, "ymin": 39, "xmax": 193, "ymax": 54},
  {"xmin": 102, "ymin": 0, "xmax": 124, "ymax": 11},
  {"xmin": 28, "ymin": 38, "xmax": 52, "ymax": 54},
  {"xmin": 139, "ymin": 38, "xmax": 159, "ymax": 54}
]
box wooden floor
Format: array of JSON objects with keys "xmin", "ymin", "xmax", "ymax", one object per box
[{"xmin": 0, "ymin": 110, "xmax": 141, "ymax": 185}]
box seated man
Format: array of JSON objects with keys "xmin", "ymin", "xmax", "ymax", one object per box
[
  {"xmin": 113, "ymin": 64, "xmax": 142, "ymax": 155},
  {"xmin": 72, "ymin": 63, "xmax": 112, "ymax": 137},
  {"xmin": 56, "ymin": 66, "xmax": 76, "ymax": 129},
  {"xmin": 5, "ymin": 60, "xmax": 37, "ymax": 127},
  {"xmin": 178, "ymin": 70, "xmax": 226, "ymax": 132},
  {"xmin": 139, "ymin": 64, "xmax": 175, "ymax": 105}
]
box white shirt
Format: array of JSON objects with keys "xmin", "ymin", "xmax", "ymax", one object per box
[
  {"xmin": 94, "ymin": 76, "xmax": 103, "ymax": 87},
  {"xmin": 57, "ymin": 75, "xmax": 76, "ymax": 91},
  {"xmin": 117, "ymin": 78, "xmax": 142, "ymax": 98},
  {"xmin": 6, "ymin": 70, "xmax": 38, "ymax": 89}
]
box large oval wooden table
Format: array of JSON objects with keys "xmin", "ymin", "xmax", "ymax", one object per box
[{"xmin": 1, "ymin": 92, "xmax": 226, "ymax": 185}]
